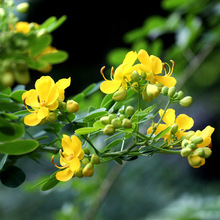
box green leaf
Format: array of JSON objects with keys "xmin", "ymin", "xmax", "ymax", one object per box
[
  {"xmin": 10, "ymin": 90, "xmax": 26, "ymax": 103},
  {"xmin": 75, "ymin": 127, "xmax": 99, "ymax": 135},
  {"xmin": 57, "ymin": 112, "xmax": 75, "ymax": 122},
  {"xmin": 105, "ymin": 139, "xmax": 123, "ymax": 150},
  {"xmin": 39, "ymin": 16, "xmax": 57, "ymax": 29},
  {"xmin": 83, "ymin": 108, "xmax": 107, "ymax": 122},
  {"xmin": 0, "ymin": 101, "xmax": 21, "ymax": 112},
  {"xmin": 0, "ymin": 118, "xmax": 24, "ymax": 142},
  {"xmin": 0, "ymin": 154, "xmax": 8, "ymax": 171},
  {"xmin": 46, "ymin": 15, "xmax": 67, "ymax": 33},
  {"xmin": 0, "ymin": 166, "xmax": 25, "ymax": 188},
  {"xmin": 38, "ymin": 51, "xmax": 68, "ymax": 64},
  {"xmin": 41, "ymin": 172, "xmax": 59, "ymax": 191},
  {"xmin": 93, "ymin": 120, "xmax": 105, "ymax": 129},
  {"xmin": 100, "ymin": 93, "xmax": 114, "ymax": 109},
  {"xmin": 0, "ymin": 140, "xmax": 39, "ymax": 155},
  {"xmin": 154, "ymin": 126, "xmax": 171, "ymax": 140},
  {"xmin": 82, "ymin": 83, "xmax": 98, "ymax": 96}
]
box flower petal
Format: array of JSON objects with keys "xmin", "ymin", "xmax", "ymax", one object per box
[
  {"xmin": 176, "ymin": 114, "xmax": 194, "ymax": 131},
  {"xmin": 159, "ymin": 108, "xmax": 175, "ymax": 125},
  {"xmin": 138, "ymin": 49, "xmax": 150, "ymax": 66},
  {"xmin": 100, "ymin": 80, "xmax": 121, "ymax": 94},
  {"xmin": 37, "ymin": 107, "xmax": 49, "ymax": 120},
  {"xmin": 56, "ymin": 77, "xmax": 71, "ymax": 101},
  {"xmin": 46, "ymin": 85, "xmax": 59, "ymax": 106},
  {"xmin": 47, "ymin": 100, "xmax": 59, "ymax": 111},
  {"xmin": 24, "ymin": 112, "xmax": 41, "ymax": 126},
  {"xmin": 23, "ymin": 89, "xmax": 39, "ymax": 109},
  {"xmin": 61, "ymin": 135, "xmax": 74, "ymax": 155},
  {"xmin": 56, "ymin": 168, "xmax": 74, "ymax": 182},
  {"xmin": 123, "ymin": 51, "xmax": 137, "ymax": 66},
  {"xmin": 147, "ymin": 124, "xmax": 168, "ymax": 136},
  {"xmin": 71, "ymin": 135, "xmax": 82, "ymax": 157},
  {"xmin": 155, "ymin": 75, "xmax": 177, "ymax": 88},
  {"xmin": 69, "ymin": 157, "xmax": 81, "ymax": 172},
  {"xmin": 150, "ymin": 55, "xmax": 162, "ymax": 74}
]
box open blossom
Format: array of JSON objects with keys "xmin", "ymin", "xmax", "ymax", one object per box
[
  {"xmin": 52, "ymin": 135, "xmax": 84, "ymax": 182},
  {"xmin": 100, "ymin": 51, "xmax": 137, "ymax": 94},
  {"xmin": 22, "ymin": 76, "xmax": 70, "ymax": 126}
]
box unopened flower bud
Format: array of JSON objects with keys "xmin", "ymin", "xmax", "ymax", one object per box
[
  {"xmin": 171, "ymin": 123, "xmax": 178, "ymax": 134},
  {"xmin": 100, "ymin": 116, "xmax": 111, "ymax": 125},
  {"xmin": 46, "ymin": 112, "xmax": 57, "ymax": 123},
  {"xmin": 1, "ymin": 71, "xmax": 14, "ymax": 87},
  {"xmin": 122, "ymin": 118, "xmax": 132, "ymax": 129},
  {"xmin": 125, "ymin": 106, "xmax": 135, "ymax": 116},
  {"xmin": 141, "ymin": 72, "xmax": 146, "ymax": 80},
  {"xmin": 155, "ymin": 83, "xmax": 163, "ymax": 91},
  {"xmin": 83, "ymin": 163, "xmax": 94, "ymax": 177},
  {"xmin": 179, "ymin": 96, "xmax": 193, "ymax": 107},
  {"xmin": 202, "ymin": 147, "xmax": 212, "ymax": 158},
  {"xmin": 168, "ymin": 87, "xmax": 176, "ymax": 98},
  {"xmin": 82, "ymin": 157, "xmax": 90, "ymax": 165},
  {"xmin": 58, "ymin": 101, "xmax": 66, "ymax": 112},
  {"xmin": 187, "ymin": 154, "xmax": 202, "ymax": 167},
  {"xmin": 16, "ymin": 2, "xmax": 29, "ymax": 13},
  {"xmin": 161, "ymin": 86, "xmax": 168, "ymax": 95},
  {"xmin": 181, "ymin": 147, "xmax": 192, "ymax": 157},
  {"xmin": 111, "ymin": 118, "xmax": 122, "ymax": 128},
  {"xmin": 177, "ymin": 91, "xmax": 184, "ymax": 100},
  {"xmin": 112, "ymin": 89, "xmax": 127, "ymax": 102},
  {"xmin": 103, "ymin": 124, "xmax": 115, "ymax": 136},
  {"xmin": 181, "ymin": 139, "xmax": 191, "ymax": 148},
  {"xmin": 131, "ymin": 71, "xmax": 140, "ymax": 82},
  {"xmin": 91, "ymin": 154, "xmax": 100, "ymax": 164},
  {"xmin": 191, "ymin": 136, "xmax": 203, "ymax": 145},
  {"xmin": 75, "ymin": 168, "xmax": 83, "ymax": 178},
  {"xmin": 119, "ymin": 114, "xmax": 125, "ymax": 121},
  {"xmin": 194, "ymin": 148, "xmax": 204, "ymax": 157},
  {"xmin": 184, "ymin": 131, "xmax": 195, "ymax": 139},
  {"xmin": 66, "ymin": 100, "xmax": 79, "ymax": 113},
  {"xmin": 83, "ymin": 148, "xmax": 90, "ymax": 155},
  {"xmin": 147, "ymin": 84, "xmax": 160, "ymax": 98},
  {"xmin": 142, "ymin": 87, "xmax": 153, "ymax": 102},
  {"xmin": 108, "ymin": 114, "xmax": 116, "ymax": 122}
]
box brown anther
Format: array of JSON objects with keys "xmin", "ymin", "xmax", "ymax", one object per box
[
  {"xmin": 162, "ymin": 63, "xmax": 168, "ymax": 75},
  {"xmin": 37, "ymin": 94, "xmax": 40, "ymax": 103},
  {"xmin": 100, "ymin": 66, "xmax": 108, "ymax": 81},
  {"xmin": 170, "ymin": 60, "xmax": 175, "ymax": 69}
]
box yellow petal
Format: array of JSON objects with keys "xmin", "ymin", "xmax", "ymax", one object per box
[
  {"xmin": 69, "ymin": 157, "xmax": 81, "ymax": 172},
  {"xmin": 176, "ymin": 114, "xmax": 194, "ymax": 130},
  {"xmin": 23, "ymin": 89, "xmax": 39, "ymax": 109},
  {"xmin": 155, "ymin": 75, "xmax": 177, "ymax": 88},
  {"xmin": 37, "ymin": 107, "xmax": 49, "ymax": 120},
  {"xmin": 56, "ymin": 77, "xmax": 71, "ymax": 101},
  {"xmin": 159, "ymin": 108, "xmax": 175, "ymax": 126},
  {"xmin": 56, "ymin": 168, "xmax": 74, "ymax": 182},
  {"xmin": 150, "ymin": 55, "xmax": 162, "ymax": 74},
  {"xmin": 138, "ymin": 49, "xmax": 150, "ymax": 66},
  {"xmin": 46, "ymin": 85, "xmax": 59, "ymax": 106},
  {"xmin": 122, "ymin": 51, "xmax": 137, "ymax": 65},
  {"xmin": 24, "ymin": 112, "xmax": 41, "ymax": 126},
  {"xmin": 47, "ymin": 100, "xmax": 59, "ymax": 111},
  {"xmin": 100, "ymin": 80, "xmax": 121, "ymax": 94},
  {"xmin": 147, "ymin": 124, "xmax": 168, "ymax": 136},
  {"xmin": 61, "ymin": 135, "xmax": 74, "ymax": 155},
  {"xmin": 71, "ymin": 135, "xmax": 82, "ymax": 157}
]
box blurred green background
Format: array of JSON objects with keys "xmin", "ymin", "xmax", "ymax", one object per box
[{"xmin": 1, "ymin": 0, "xmax": 220, "ymax": 219}]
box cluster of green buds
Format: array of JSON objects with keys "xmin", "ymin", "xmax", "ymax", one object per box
[
  {"xmin": 75, "ymin": 149, "xmax": 100, "ymax": 178},
  {"xmin": 161, "ymin": 86, "xmax": 193, "ymax": 107},
  {"xmin": 181, "ymin": 134, "xmax": 212, "ymax": 167},
  {"xmin": 100, "ymin": 105, "xmax": 135, "ymax": 136}
]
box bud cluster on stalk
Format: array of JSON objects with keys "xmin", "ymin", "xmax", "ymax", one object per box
[{"xmin": 100, "ymin": 105, "xmax": 135, "ymax": 136}]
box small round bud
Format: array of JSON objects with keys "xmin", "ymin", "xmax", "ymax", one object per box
[
  {"xmin": 112, "ymin": 89, "xmax": 127, "ymax": 102},
  {"xmin": 83, "ymin": 148, "xmax": 90, "ymax": 155},
  {"xmin": 168, "ymin": 87, "xmax": 176, "ymax": 98},
  {"xmin": 181, "ymin": 139, "xmax": 191, "ymax": 148},
  {"xmin": 82, "ymin": 157, "xmax": 90, "ymax": 165},
  {"xmin": 181, "ymin": 147, "xmax": 192, "ymax": 157},
  {"xmin": 108, "ymin": 114, "xmax": 116, "ymax": 122},
  {"xmin": 111, "ymin": 118, "xmax": 122, "ymax": 128},
  {"xmin": 161, "ymin": 86, "xmax": 168, "ymax": 95},
  {"xmin": 184, "ymin": 131, "xmax": 195, "ymax": 140},
  {"xmin": 125, "ymin": 106, "xmax": 135, "ymax": 116},
  {"xmin": 46, "ymin": 112, "xmax": 57, "ymax": 123},
  {"xmin": 75, "ymin": 168, "xmax": 83, "ymax": 178},
  {"xmin": 155, "ymin": 83, "xmax": 163, "ymax": 91},
  {"xmin": 188, "ymin": 143, "xmax": 196, "ymax": 150},
  {"xmin": 1, "ymin": 71, "xmax": 15, "ymax": 87},
  {"xmin": 82, "ymin": 163, "xmax": 94, "ymax": 177},
  {"xmin": 147, "ymin": 84, "xmax": 160, "ymax": 98},
  {"xmin": 179, "ymin": 96, "xmax": 193, "ymax": 107},
  {"xmin": 131, "ymin": 71, "xmax": 140, "ymax": 82},
  {"xmin": 100, "ymin": 116, "xmax": 111, "ymax": 125},
  {"xmin": 66, "ymin": 100, "xmax": 79, "ymax": 113},
  {"xmin": 59, "ymin": 101, "xmax": 66, "ymax": 112},
  {"xmin": 191, "ymin": 136, "xmax": 203, "ymax": 145},
  {"xmin": 141, "ymin": 72, "xmax": 146, "ymax": 80},
  {"xmin": 188, "ymin": 154, "xmax": 202, "ymax": 167},
  {"xmin": 202, "ymin": 147, "xmax": 212, "ymax": 158},
  {"xmin": 142, "ymin": 87, "xmax": 153, "ymax": 102},
  {"xmin": 194, "ymin": 148, "xmax": 204, "ymax": 157},
  {"xmin": 171, "ymin": 123, "xmax": 178, "ymax": 134},
  {"xmin": 119, "ymin": 109, "xmax": 124, "ymax": 114},
  {"xmin": 122, "ymin": 118, "xmax": 132, "ymax": 129},
  {"xmin": 16, "ymin": 2, "xmax": 29, "ymax": 13},
  {"xmin": 177, "ymin": 91, "xmax": 184, "ymax": 100},
  {"xmin": 103, "ymin": 124, "xmax": 115, "ymax": 136},
  {"xmin": 91, "ymin": 154, "xmax": 100, "ymax": 164},
  {"xmin": 119, "ymin": 114, "xmax": 125, "ymax": 121}
]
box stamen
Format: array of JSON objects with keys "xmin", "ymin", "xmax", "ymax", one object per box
[
  {"xmin": 110, "ymin": 67, "xmax": 114, "ymax": 80},
  {"xmin": 23, "ymin": 97, "xmax": 35, "ymax": 113},
  {"xmin": 37, "ymin": 94, "xmax": 40, "ymax": 103},
  {"xmin": 162, "ymin": 63, "xmax": 168, "ymax": 75},
  {"xmin": 169, "ymin": 60, "xmax": 175, "ymax": 76},
  {"xmin": 51, "ymin": 155, "xmax": 68, "ymax": 169},
  {"xmin": 100, "ymin": 66, "xmax": 108, "ymax": 81}
]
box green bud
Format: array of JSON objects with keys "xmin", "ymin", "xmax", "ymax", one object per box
[
  {"xmin": 16, "ymin": 2, "xmax": 29, "ymax": 13},
  {"xmin": 177, "ymin": 91, "xmax": 184, "ymax": 100},
  {"xmin": 142, "ymin": 87, "xmax": 153, "ymax": 102},
  {"xmin": 1, "ymin": 71, "xmax": 14, "ymax": 87},
  {"xmin": 58, "ymin": 101, "xmax": 66, "ymax": 112},
  {"xmin": 194, "ymin": 148, "xmax": 204, "ymax": 157},
  {"xmin": 131, "ymin": 71, "xmax": 140, "ymax": 82},
  {"xmin": 112, "ymin": 89, "xmax": 127, "ymax": 102},
  {"xmin": 66, "ymin": 100, "xmax": 79, "ymax": 113},
  {"xmin": 202, "ymin": 147, "xmax": 212, "ymax": 158},
  {"xmin": 181, "ymin": 139, "xmax": 191, "ymax": 148},
  {"xmin": 46, "ymin": 112, "xmax": 57, "ymax": 123},
  {"xmin": 168, "ymin": 87, "xmax": 176, "ymax": 98},
  {"xmin": 119, "ymin": 109, "xmax": 124, "ymax": 114},
  {"xmin": 103, "ymin": 124, "xmax": 115, "ymax": 136},
  {"xmin": 75, "ymin": 168, "xmax": 83, "ymax": 178},
  {"xmin": 191, "ymin": 136, "xmax": 203, "ymax": 145},
  {"xmin": 111, "ymin": 118, "xmax": 122, "ymax": 128},
  {"xmin": 141, "ymin": 72, "xmax": 146, "ymax": 80},
  {"xmin": 155, "ymin": 83, "xmax": 163, "ymax": 91},
  {"xmin": 161, "ymin": 86, "xmax": 168, "ymax": 95},
  {"xmin": 188, "ymin": 154, "xmax": 202, "ymax": 167},
  {"xmin": 188, "ymin": 143, "xmax": 196, "ymax": 150},
  {"xmin": 147, "ymin": 84, "xmax": 160, "ymax": 98},
  {"xmin": 125, "ymin": 106, "xmax": 135, "ymax": 116},
  {"xmin": 171, "ymin": 123, "xmax": 178, "ymax": 134},
  {"xmin": 181, "ymin": 147, "xmax": 192, "ymax": 157},
  {"xmin": 100, "ymin": 116, "xmax": 111, "ymax": 125},
  {"xmin": 83, "ymin": 148, "xmax": 90, "ymax": 155},
  {"xmin": 82, "ymin": 157, "xmax": 90, "ymax": 165},
  {"xmin": 82, "ymin": 163, "xmax": 94, "ymax": 177},
  {"xmin": 184, "ymin": 131, "xmax": 195, "ymax": 140},
  {"xmin": 91, "ymin": 154, "xmax": 100, "ymax": 164},
  {"xmin": 108, "ymin": 114, "xmax": 116, "ymax": 122},
  {"xmin": 122, "ymin": 118, "xmax": 132, "ymax": 129},
  {"xmin": 179, "ymin": 96, "xmax": 193, "ymax": 107},
  {"xmin": 119, "ymin": 114, "xmax": 125, "ymax": 121}
]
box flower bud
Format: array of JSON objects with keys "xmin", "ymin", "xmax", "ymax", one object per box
[
  {"xmin": 187, "ymin": 154, "xmax": 202, "ymax": 167},
  {"xmin": 181, "ymin": 139, "xmax": 191, "ymax": 148},
  {"xmin": 112, "ymin": 89, "xmax": 127, "ymax": 102},
  {"xmin": 122, "ymin": 118, "xmax": 132, "ymax": 129},
  {"xmin": 82, "ymin": 157, "xmax": 90, "ymax": 165},
  {"xmin": 142, "ymin": 87, "xmax": 153, "ymax": 102},
  {"xmin": 155, "ymin": 83, "xmax": 163, "ymax": 91},
  {"xmin": 147, "ymin": 84, "xmax": 160, "ymax": 98},
  {"xmin": 125, "ymin": 106, "xmax": 135, "ymax": 116},
  {"xmin": 168, "ymin": 87, "xmax": 176, "ymax": 98},
  {"xmin": 111, "ymin": 118, "xmax": 122, "ymax": 128},
  {"xmin": 75, "ymin": 168, "xmax": 83, "ymax": 178},
  {"xmin": 171, "ymin": 123, "xmax": 178, "ymax": 134},
  {"xmin": 119, "ymin": 114, "xmax": 125, "ymax": 121},
  {"xmin": 100, "ymin": 116, "xmax": 111, "ymax": 125},
  {"xmin": 1, "ymin": 71, "xmax": 15, "ymax": 87},
  {"xmin": 83, "ymin": 148, "xmax": 90, "ymax": 155},
  {"xmin": 202, "ymin": 147, "xmax": 212, "ymax": 159},
  {"xmin": 141, "ymin": 72, "xmax": 146, "ymax": 80},
  {"xmin": 58, "ymin": 101, "xmax": 66, "ymax": 112},
  {"xmin": 179, "ymin": 96, "xmax": 193, "ymax": 107},
  {"xmin": 161, "ymin": 86, "xmax": 168, "ymax": 95},
  {"xmin": 103, "ymin": 124, "xmax": 115, "ymax": 136},
  {"xmin": 181, "ymin": 147, "xmax": 192, "ymax": 157},
  {"xmin": 131, "ymin": 71, "xmax": 140, "ymax": 82},
  {"xmin": 184, "ymin": 131, "xmax": 195, "ymax": 139},
  {"xmin": 66, "ymin": 100, "xmax": 79, "ymax": 113},
  {"xmin": 16, "ymin": 2, "xmax": 29, "ymax": 13},
  {"xmin": 91, "ymin": 154, "xmax": 100, "ymax": 164},
  {"xmin": 191, "ymin": 136, "xmax": 203, "ymax": 145},
  {"xmin": 46, "ymin": 112, "xmax": 57, "ymax": 123},
  {"xmin": 177, "ymin": 91, "xmax": 184, "ymax": 100},
  {"xmin": 194, "ymin": 148, "xmax": 204, "ymax": 157},
  {"xmin": 83, "ymin": 163, "xmax": 94, "ymax": 177},
  {"xmin": 108, "ymin": 114, "xmax": 116, "ymax": 122}
]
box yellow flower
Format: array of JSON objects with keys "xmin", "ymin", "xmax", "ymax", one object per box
[
  {"xmin": 137, "ymin": 49, "xmax": 176, "ymax": 88},
  {"xmin": 147, "ymin": 108, "xmax": 194, "ymax": 141},
  {"xmin": 52, "ymin": 135, "xmax": 84, "ymax": 182},
  {"xmin": 22, "ymin": 76, "xmax": 70, "ymax": 126},
  {"xmin": 100, "ymin": 51, "xmax": 137, "ymax": 94},
  {"xmin": 14, "ymin": 21, "xmax": 39, "ymax": 34}
]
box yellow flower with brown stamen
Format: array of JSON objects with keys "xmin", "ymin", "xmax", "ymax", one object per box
[
  {"xmin": 22, "ymin": 76, "xmax": 70, "ymax": 126},
  {"xmin": 51, "ymin": 135, "xmax": 84, "ymax": 182}
]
